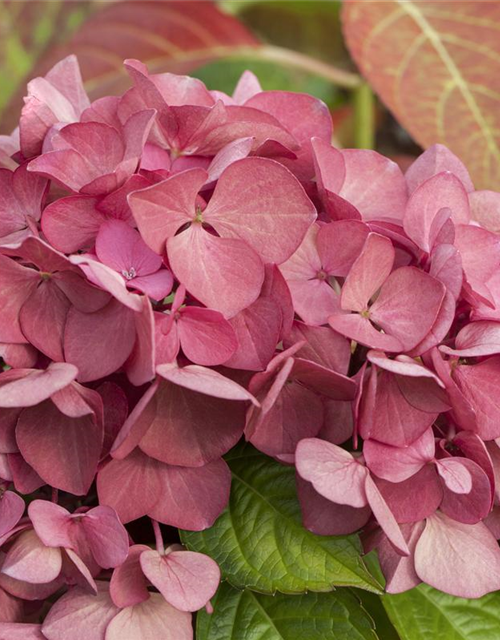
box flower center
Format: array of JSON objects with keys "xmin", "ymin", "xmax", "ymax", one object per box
[
  {"xmin": 316, "ymin": 269, "xmax": 328, "ymax": 281},
  {"xmin": 194, "ymin": 205, "xmax": 204, "ymax": 224},
  {"xmin": 121, "ymin": 267, "xmax": 137, "ymax": 280}
]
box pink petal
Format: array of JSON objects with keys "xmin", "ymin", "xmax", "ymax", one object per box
[
  {"xmin": 366, "ymin": 351, "xmax": 444, "ymax": 386},
  {"xmin": 0, "ymin": 623, "xmax": 45, "ymax": 639},
  {"xmin": 178, "ymin": 306, "xmax": 238, "ymax": 367},
  {"xmin": 97, "ymin": 449, "xmax": 161, "ymax": 524},
  {"xmin": 403, "ymin": 172, "xmax": 470, "ymax": 251},
  {"xmin": 469, "ymin": 190, "xmax": 500, "ymax": 233},
  {"xmin": 128, "ymin": 168, "xmax": 207, "ymax": 253},
  {"xmin": 320, "ymin": 399, "xmax": 354, "ymax": 445},
  {"xmin": 41, "ymin": 196, "xmax": 104, "ymax": 253},
  {"xmin": 224, "ymin": 298, "xmax": 280, "ymax": 370},
  {"xmin": 233, "ymin": 70, "xmax": 262, "ymax": 103},
  {"xmin": 364, "ymin": 475, "xmax": 409, "ymax": 556},
  {"xmin": 297, "ymin": 476, "xmax": 370, "ymax": 536},
  {"xmin": 374, "ymin": 467, "xmax": 443, "ymax": 524},
  {"xmin": 415, "ymin": 512, "xmax": 500, "ymax": 598},
  {"xmin": 64, "ymin": 300, "xmax": 137, "ymax": 383},
  {"xmin": 370, "ymin": 267, "xmax": 445, "ymax": 352},
  {"xmin": 138, "ymin": 379, "xmax": 245, "ymax": 467},
  {"xmin": 148, "ymin": 458, "xmax": 231, "ymax": 531},
  {"xmin": 204, "ymin": 157, "xmax": 316, "ymax": 264},
  {"xmin": 0, "ymin": 493, "xmax": 25, "ymax": 538},
  {"xmin": 131, "ymin": 270, "xmax": 173, "ymax": 300},
  {"xmin": 284, "ymin": 321, "xmax": 350, "ymax": 376},
  {"xmin": 439, "ymin": 458, "xmax": 492, "ymax": 524},
  {"xmin": 455, "ymin": 224, "xmax": 500, "ymax": 284},
  {"xmin": 0, "ymin": 363, "xmax": 77, "ymax": 408},
  {"xmin": 105, "ymin": 593, "xmax": 192, "ymax": 640},
  {"xmin": 316, "ymin": 220, "xmax": 370, "ymax": 277},
  {"xmin": 338, "ymin": 149, "xmax": 408, "ymax": 222},
  {"xmin": 206, "ymin": 137, "xmax": 254, "ymax": 185},
  {"xmin": 441, "ymin": 321, "xmax": 500, "ymax": 357},
  {"xmin": 0, "ymin": 343, "xmax": 37, "ymax": 369},
  {"xmin": 291, "ymin": 358, "xmax": 356, "ymax": 400},
  {"xmin": 95, "ymin": 220, "xmax": 161, "ymax": 276},
  {"xmin": 156, "ymin": 362, "xmax": 258, "ymax": 404},
  {"xmin": 453, "ymin": 357, "xmax": 500, "ymax": 440},
  {"xmin": 341, "ymin": 233, "xmax": 395, "ymax": 312},
  {"xmin": 453, "ymin": 430, "xmax": 495, "ymax": 500},
  {"xmin": 124, "ymin": 297, "xmax": 155, "ymax": 387},
  {"xmin": 364, "ymin": 429, "xmax": 435, "ymax": 482},
  {"xmin": 378, "ymin": 522, "xmax": 425, "ymax": 594},
  {"xmin": 28, "ymin": 501, "xmax": 72, "ymax": 548},
  {"xmin": 328, "ymin": 313, "xmax": 403, "ymax": 352},
  {"xmin": 82, "ymin": 506, "xmax": 129, "ymax": 569},
  {"xmin": 167, "ymin": 223, "xmax": 264, "ymax": 318},
  {"xmin": 405, "ymin": 144, "xmax": 474, "ymax": 193},
  {"xmin": 16, "ymin": 399, "xmax": 102, "ymax": 495},
  {"xmin": 435, "ymin": 458, "xmax": 472, "ymax": 494},
  {"xmin": 295, "ymin": 438, "xmax": 368, "ymax": 508},
  {"xmin": 42, "ymin": 583, "xmax": 119, "ymax": 640},
  {"xmin": 109, "ymin": 544, "xmax": 150, "ymax": 608},
  {"xmin": 429, "ymin": 243, "xmax": 463, "ymax": 300},
  {"xmin": 0, "ymin": 256, "xmax": 39, "ymax": 343},
  {"xmin": 261, "ymin": 264, "xmax": 294, "ymax": 339},
  {"xmin": 1, "ymin": 529, "xmax": 62, "ymax": 584},
  {"xmin": 140, "ymin": 549, "xmax": 220, "ymax": 612},
  {"xmin": 289, "ymin": 278, "xmax": 341, "ymax": 327}
]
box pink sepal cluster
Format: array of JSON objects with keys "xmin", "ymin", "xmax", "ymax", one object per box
[{"xmin": 1, "ymin": 56, "xmax": 500, "ymax": 636}]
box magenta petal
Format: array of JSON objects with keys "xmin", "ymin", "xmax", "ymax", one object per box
[
  {"xmin": 168, "ymin": 224, "xmax": 264, "ymax": 318},
  {"xmin": 16, "ymin": 399, "xmax": 102, "ymax": 495},
  {"xmin": 28, "ymin": 501, "xmax": 72, "ymax": 548},
  {"xmin": 64, "ymin": 300, "xmax": 136, "ymax": 383},
  {"xmin": 140, "ymin": 549, "xmax": 220, "ymax": 612},
  {"xmin": 204, "ymin": 157, "xmax": 316, "ymax": 264},
  {"xmin": 105, "ymin": 593, "xmax": 192, "ymax": 640},
  {"xmin": 110, "ymin": 544, "xmax": 150, "ymax": 608},
  {"xmin": 364, "ymin": 475, "xmax": 409, "ymax": 556},
  {"xmin": 156, "ymin": 362, "xmax": 258, "ymax": 404},
  {"xmin": 0, "ymin": 493, "xmax": 25, "ymax": 538},
  {"xmin": 129, "ymin": 168, "xmax": 207, "ymax": 253},
  {"xmin": 224, "ymin": 298, "xmax": 280, "ymax": 371},
  {"xmin": 364, "ymin": 429, "xmax": 435, "ymax": 483},
  {"xmin": 0, "ymin": 363, "xmax": 77, "ymax": 408},
  {"xmin": 81, "ymin": 506, "xmax": 129, "ymax": 569},
  {"xmin": 341, "ymin": 233, "xmax": 394, "ymax": 312},
  {"xmin": 42, "ymin": 583, "xmax": 119, "ymax": 640},
  {"xmin": 295, "ymin": 438, "xmax": 368, "ymax": 508},
  {"xmin": 415, "ymin": 512, "xmax": 500, "ymax": 598},
  {"xmin": 1, "ymin": 530, "xmax": 62, "ymax": 584},
  {"xmin": 297, "ymin": 476, "xmax": 370, "ymax": 536},
  {"xmin": 178, "ymin": 306, "xmax": 238, "ymax": 367}
]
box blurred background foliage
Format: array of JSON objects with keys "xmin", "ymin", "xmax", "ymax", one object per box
[{"xmin": 0, "ymin": 0, "xmax": 416, "ymax": 160}]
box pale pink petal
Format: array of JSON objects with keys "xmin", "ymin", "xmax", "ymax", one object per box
[
  {"xmin": 405, "ymin": 144, "xmax": 474, "ymax": 193},
  {"xmin": 289, "ymin": 278, "xmax": 341, "ymax": 326},
  {"xmin": 415, "ymin": 512, "xmax": 500, "ymax": 598},
  {"xmin": 206, "ymin": 137, "xmax": 254, "ymax": 185},
  {"xmin": 167, "ymin": 224, "xmax": 264, "ymax": 318},
  {"xmin": 364, "ymin": 429, "xmax": 435, "ymax": 482},
  {"xmin": 42, "ymin": 583, "xmax": 119, "ymax": 640},
  {"xmin": 28, "ymin": 501, "xmax": 72, "ymax": 548},
  {"xmin": 455, "ymin": 224, "xmax": 500, "ymax": 285},
  {"xmin": 105, "ymin": 593, "xmax": 192, "ymax": 640},
  {"xmin": 1, "ymin": 530, "xmax": 62, "ymax": 584},
  {"xmin": 435, "ymin": 458, "xmax": 472, "ymax": 494},
  {"xmin": 341, "ymin": 233, "xmax": 395, "ymax": 312},
  {"xmin": 140, "ymin": 549, "xmax": 220, "ymax": 612},
  {"xmin": 441, "ymin": 321, "xmax": 500, "ymax": 357},
  {"xmin": 0, "ymin": 362, "xmax": 77, "ymax": 408},
  {"xmin": 469, "ymin": 190, "xmax": 500, "ymax": 233},
  {"xmin": 0, "ymin": 623, "xmax": 45, "ymax": 639},
  {"xmin": 295, "ymin": 438, "xmax": 368, "ymax": 508}
]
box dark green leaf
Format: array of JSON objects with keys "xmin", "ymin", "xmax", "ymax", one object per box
[
  {"xmin": 181, "ymin": 445, "xmax": 382, "ymax": 595},
  {"xmin": 197, "ymin": 582, "xmax": 379, "ymax": 640}
]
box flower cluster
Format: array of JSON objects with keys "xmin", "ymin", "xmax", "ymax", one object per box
[{"xmin": 0, "ymin": 54, "xmax": 500, "ymax": 635}]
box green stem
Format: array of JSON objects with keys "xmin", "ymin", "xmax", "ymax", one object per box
[{"xmin": 353, "ymin": 82, "xmax": 375, "ymax": 149}]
